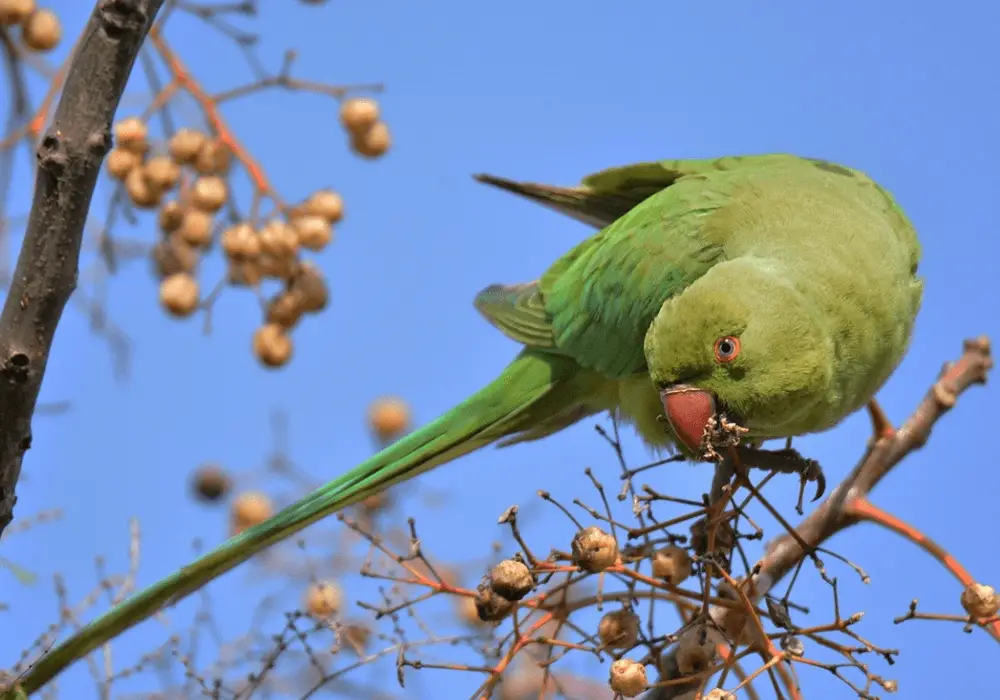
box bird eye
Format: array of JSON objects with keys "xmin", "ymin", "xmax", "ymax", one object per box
[{"xmin": 713, "ymin": 336, "xmax": 741, "ymax": 363}]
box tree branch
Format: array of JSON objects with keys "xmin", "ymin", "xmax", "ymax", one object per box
[
  {"xmin": 0, "ymin": 0, "xmax": 165, "ymax": 538},
  {"xmin": 645, "ymin": 336, "xmax": 993, "ymax": 699}
]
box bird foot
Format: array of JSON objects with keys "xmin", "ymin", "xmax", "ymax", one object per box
[{"xmin": 732, "ymin": 445, "xmax": 826, "ymax": 514}]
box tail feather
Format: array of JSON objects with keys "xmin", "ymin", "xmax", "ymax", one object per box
[{"xmin": 17, "ymin": 350, "xmax": 595, "ymax": 695}]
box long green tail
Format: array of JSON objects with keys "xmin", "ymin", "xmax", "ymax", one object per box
[{"xmin": 14, "ymin": 350, "xmax": 598, "ymax": 696}]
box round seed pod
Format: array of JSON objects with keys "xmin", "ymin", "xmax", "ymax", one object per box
[
  {"xmin": 259, "ymin": 220, "xmax": 299, "ymax": 258},
  {"xmin": 266, "ymin": 291, "xmax": 304, "ymax": 329},
  {"xmin": 253, "ymin": 323, "xmax": 293, "ymax": 368},
  {"xmin": 651, "ymin": 546, "xmax": 692, "ymax": 586},
  {"xmin": 339, "ymin": 97, "xmax": 380, "ymax": 134},
  {"xmin": 608, "ymin": 659, "xmax": 647, "ymax": 698},
  {"xmin": 152, "ymin": 236, "xmax": 197, "ymax": 278},
  {"xmin": 961, "ymin": 583, "xmax": 1000, "ymax": 620},
  {"xmin": 302, "ymin": 189, "xmax": 344, "ymax": 223},
  {"xmin": 291, "ymin": 215, "xmax": 333, "ymax": 251},
  {"xmin": 598, "ymin": 608, "xmax": 640, "ymax": 650},
  {"xmin": 168, "ymin": 128, "xmax": 207, "ymax": 164},
  {"xmin": 367, "ymin": 396, "xmax": 411, "ymax": 443},
  {"xmin": 106, "ymin": 148, "xmax": 140, "ymax": 180},
  {"xmin": 350, "ymin": 121, "xmax": 391, "ymax": 159},
  {"xmin": 0, "ymin": 0, "xmax": 35, "ymax": 25},
  {"xmin": 159, "ymin": 272, "xmax": 199, "ymax": 317},
  {"xmin": 489, "ymin": 558, "xmax": 533, "ymax": 601},
  {"xmin": 474, "ymin": 580, "xmax": 514, "ymax": 623},
  {"xmin": 21, "ymin": 8, "xmax": 61, "ymax": 51},
  {"xmin": 177, "ymin": 209, "xmax": 214, "ymax": 248},
  {"xmin": 675, "ymin": 627, "xmax": 717, "ymax": 676},
  {"xmin": 288, "ymin": 263, "xmax": 328, "ymax": 312},
  {"xmin": 193, "ymin": 138, "xmax": 232, "ymax": 175},
  {"xmin": 144, "ymin": 155, "xmax": 181, "ymax": 191},
  {"xmin": 221, "ymin": 222, "xmax": 261, "ymax": 259},
  {"xmin": 114, "ymin": 117, "xmax": 148, "ymax": 154},
  {"xmin": 231, "ymin": 491, "xmax": 273, "ymax": 534},
  {"xmin": 190, "ymin": 175, "xmax": 228, "ymax": 212},
  {"xmin": 571, "ymin": 526, "xmax": 619, "ymax": 572},
  {"xmin": 157, "ymin": 200, "xmax": 185, "ymax": 234},
  {"xmin": 190, "ymin": 463, "xmax": 231, "ymax": 503},
  {"xmin": 305, "ymin": 581, "xmax": 342, "ymax": 619},
  {"xmin": 125, "ymin": 168, "xmax": 161, "ymax": 209}
]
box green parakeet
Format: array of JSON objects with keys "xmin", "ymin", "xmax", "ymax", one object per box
[{"xmin": 10, "ymin": 154, "xmax": 922, "ymax": 696}]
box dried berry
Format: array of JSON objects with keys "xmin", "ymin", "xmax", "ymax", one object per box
[
  {"xmin": 571, "ymin": 526, "xmax": 619, "ymax": 572},
  {"xmin": 266, "ymin": 291, "xmax": 304, "ymax": 329},
  {"xmin": 301, "ymin": 189, "xmax": 344, "ymax": 223},
  {"xmin": 152, "ymin": 237, "xmax": 197, "ymax": 278},
  {"xmin": 190, "ymin": 463, "xmax": 231, "ymax": 503},
  {"xmin": 157, "ymin": 200, "xmax": 185, "ymax": 234},
  {"xmin": 291, "ymin": 215, "xmax": 333, "ymax": 251},
  {"xmin": 114, "ymin": 117, "xmax": 148, "ymax": 154},
  {"xmin": 350, "ymin": 121, "xmax": 391, "ymax": 159},
  {"xmin": 961, "ymin": 582, "xmax": 1000, "ymax": 620},
  {"xmin": 489, "ymin": 558, "xmax": 533, "ymax": 601},
  {"xmin": 144, "ymin": 155, "xmax": 180, "ymax": 191},
  {"xmin": 177, "ymin": 209, "xmax": 214, "ymax": 248},
  {"xmin": 288, "ymin": 263, "xmax": 329, "ymax": 312},
  {"xmin": 305, "ymin": 581, "xmax": 342, "ymax": 619},
  {"xmin": 253, "ymin": 324, "xmax": 293, "ymax": 368},
  {"xmin": 168, "ymin": 128, "xmax": 207, "ymax": 164},
  {"xmin": 125, "ymin": 168, "xmax": 161, "ymax": 208},
  {"xmin": 651, "ymin": 546, "xmax": 692, "ymax": 586},
  {"xmin": 598, "ymin": 608, "xmax": 640, "ymax": 650},
  {"xmin": 106, "ymin": 148, "xmax": 140, "ymax": 180},
  {"xmin": 367, "ymin": 396, "xmax": 411, "ymax": 442},
  {"xmin": 675, "ymin": 627, "xmax": 716, "ymax": 676},
  {"xmin": 221, "ymin": 223, "xmax": 261, "ymax": 259},
  {"xmin": 21, "ymin": 8, "xmax": 61, "ymax": 52},
  {"xmin": 608, "ymin": 659, "xmax": 647, "ymax": 698},
  {"xmin": 159, "ymin": 273, "xmax": 199, "ymax": 317},
  {"xmin": 0, "ymin": 0, "xmax": 35, "ymax": 25},
  {"xmin": 231, "ymin": 491, "xmax": 273, "ymax": 534},
  {"xmin": 259, "ymin": 220, "xmax": 299, "ymax": 258},
  {"xmin": 257, "ymin": 254, "xmax": 298, "ymax": 280},
  {"xmin": 193, "ymin": 138, "xmax": 232, "ymax": 175},
  {"xmin": 339, "ymin": 97, "xmax": 380, "ymax": 134},
  {"xmin": 190, "ymin": 175, "xmax": 228, "ymax": 212},
  {"xmin": 474, "ymin": 580, "xmax": 514, "ymax": 622}
]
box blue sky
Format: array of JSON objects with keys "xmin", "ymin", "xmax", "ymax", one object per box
[{"xmin": 1, "ymin": 1, "xmax": 998, "ymax": 698}]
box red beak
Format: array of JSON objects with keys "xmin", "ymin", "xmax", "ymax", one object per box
[{"xmin": 660, "ymin": 384, "xmax": 717, "ymax": 453}]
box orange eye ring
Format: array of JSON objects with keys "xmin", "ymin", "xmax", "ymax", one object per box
[{"xmin": 713, "ymin": 336, "xmax": 741, "ymax": 363}]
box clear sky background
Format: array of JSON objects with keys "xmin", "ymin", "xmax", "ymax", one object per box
[{"xmin": 1, "ymin": 1, "xmax": 998, "ymax": 698}]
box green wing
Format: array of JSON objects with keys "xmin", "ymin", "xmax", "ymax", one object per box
[
  {"xmin": 474, "ymin": 170, "xmax": 751, "ymax": 379},
  {"xmin": 476, "ymin": 154, "xmax": 804, "ymax": 229}
]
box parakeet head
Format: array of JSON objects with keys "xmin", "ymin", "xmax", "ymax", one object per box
[{"xmin": 643, "ymin": 258, "xmax": 834, "ymax": 454}]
